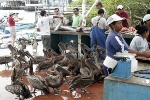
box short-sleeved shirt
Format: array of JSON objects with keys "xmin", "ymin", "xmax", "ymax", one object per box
[
  {"xmin": 130, "ymin": 36, "xmax": 148, "ymax": 52},
  {"xmin": 37, "ymin": 16, "xmax": 53, "ymax": 35},
  {"xmin": 102, "ymin": 7, "xmax": 107, "ymax": 19},
  {"xmin": 8, "ymin": 17, "xmax": 15, "ymax": 26},
  {"xmin": 72, "ymin": 14, "xmax": 83, "ymax": 27},
  {"xmin": 115, "ymin": 11, "xmax": 129, "ymax": 27},
  {"xmin": 106, "ymin": 30, "xmax": 129, "ymax": 60},
  {"xmin": 53, "ymin": 14, "xmax": 64, "ymax": 27},
  {"xmin": 91, "ymin": 16, "xmax": 107, "ymax": 30}
]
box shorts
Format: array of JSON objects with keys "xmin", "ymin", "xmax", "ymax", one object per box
[
  {"xmin": 10, "ymin": 26, "xmax": 16, "ymax": 38},
  {"xmin": 41, "ymin": 35, "xmax": 51, "ymax": 50}
]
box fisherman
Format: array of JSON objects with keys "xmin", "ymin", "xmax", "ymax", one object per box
[
  {"xmin": 90, "ymin": 9, "xmax": 109, "ymax": 60},
  {"xmin": 36, "ymin": 10, "xmax": 63, "ymax": 50},
  {"xmin": 52, "ymin": 8, "xmax": 65, "ymax": 28},
  {"xmin": 95, "ymin": 1, "xmax": 107, "ymax": 19},
  {"xmin": 72, "ymin": 8, "xmax": 83, "ymax": 27},
  {"xmin": 115, "ymin": 5, "xmax": 131, "ymax": 28}
]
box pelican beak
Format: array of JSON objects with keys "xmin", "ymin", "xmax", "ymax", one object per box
[{"xmin": 24, "ymin": 51, "xmax": 36, "ymax": 62}]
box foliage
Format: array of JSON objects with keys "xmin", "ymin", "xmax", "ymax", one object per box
[{"xmin": 66, "ymin": 0, "xmax": 150, "ymax": 26}]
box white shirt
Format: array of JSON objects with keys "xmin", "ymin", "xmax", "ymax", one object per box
[
  {"xmin": 102, "ymin": 7, "xmax": 107, "ymax": 19},
  {"xmin": 52, "ymin": 14, "xmax": 64, "ymax": 27},
  {"xmin": 130, "ymin": 36, "xmax": 148, "ymax": 52},
  {"xmin": 91, "ymin": 16, "xmax": 107, "ymax": 30},
  {"xmin": 37, "ymin": 16, "xmax": 53, "ymax": 35}
]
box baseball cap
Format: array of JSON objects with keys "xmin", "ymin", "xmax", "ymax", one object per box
[
  {"xmin": 143, "ymin": 14, "xmax": 150, "ymax": 22},
  {"xmin": 9, "ymin": 12, "xmax": 15, "ymax": 16},
  {"xmin": 107, "ymin": 14, "xmax": 125, "ymax": 25},
  {"xmin": 117, "ymin": 5, "xmax": 123, "ymax": 9}
]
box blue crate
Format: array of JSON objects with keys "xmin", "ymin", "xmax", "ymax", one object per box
[{"xmin": 111, "ymin": 60, "xmax": 131, "ymax": 79}]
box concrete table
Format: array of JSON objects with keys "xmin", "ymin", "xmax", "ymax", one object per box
[{"xmin": 104, "ymin": 75, "xmax": 150, "ymax": 100}]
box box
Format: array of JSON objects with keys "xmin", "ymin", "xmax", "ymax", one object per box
[{"xmin": 111, "ymin": 59, "xmax": 131, "ymax": 79}]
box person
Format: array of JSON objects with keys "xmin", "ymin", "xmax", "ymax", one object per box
[
  {"xmin": 52, "ymin": 8, "xmax": 65, "ymax": 28},
  {"xmin": 141, "ymin": 14, "xmax": 150, "ymax": 46},
  {"xmin": 90, "ymin": 9, "xmax": 109, "ymax": 60},
  {"xmin": 36, "ymin": 10, "xmax": 63, "ymax": 50},
  {"xmin": 130, "ymin": 25, "xmax": 149, "ymax": 52},
  {"xmin": 91, "ymin": 9, "xmax": 109, "ymax": 31},
  {"xmin": 140, "ymin": 9, "xmax": 150, "ymax": 25},
  {"xmin": 103, "ymin": 14, "xmax": 150, "ymax": 76},
  {"xmin": 8, "ymin": 12, "xmax": 19, "ymax": 46},
  {"xmin": 95, "ymin": 1, "xmax": 107, "ymax": 19},
  {"xmin": 115, "ymin": 5, "xmax": 131, "ymax": 27},
  {"xmin": 72, "ymin": 8, "xmax": 83, "ymax": 27}
]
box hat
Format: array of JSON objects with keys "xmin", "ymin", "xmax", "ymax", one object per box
[
  {"xmin": 107, "ymin": 14, "xmax": 125, "ymax": 25},
  {"xmin": 9, "ymin": 12, "xmax": 15, "ymax": 16},
  {"xmin": 143, "ymin": 14, "xmax": 150, "ymax": 22},
  {"xmin": 117, "ymin": 5, "xmax": 123, "ymax": 9}
]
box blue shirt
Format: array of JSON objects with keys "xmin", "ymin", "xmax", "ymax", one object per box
[{"xmin": 106, "ymin": 30, "xmax": 129, "ymax": 59}]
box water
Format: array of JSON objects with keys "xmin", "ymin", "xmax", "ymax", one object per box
[{"xmin": 0, "ymin": 10, "xmax": 39, "ymax": 47}]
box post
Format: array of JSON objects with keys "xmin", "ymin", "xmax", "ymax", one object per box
[
  {"xmin": 78, "ymin": 34, "xmax": 82, "ymax": 59},
  {"xmin": 82, "ymin": 0, "xmax": 86, "ymax": 26}
]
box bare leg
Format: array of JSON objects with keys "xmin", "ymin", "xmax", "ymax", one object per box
[{"xmin": 11, "ymin": 36, "xmax": 16, "ymax": 47}]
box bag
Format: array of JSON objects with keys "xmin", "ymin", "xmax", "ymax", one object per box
[{"xmin": 103, "ymin": 56, "xmax": 118, "ymax": 69}]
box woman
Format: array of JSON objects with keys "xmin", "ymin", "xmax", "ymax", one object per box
[
  {"xmin": 130, "ymin": 25, "xmax": 149, "ymax": 52},
  {"xmin": 103, "ymin": 14, "xmax": 150, "ymax": 76}
]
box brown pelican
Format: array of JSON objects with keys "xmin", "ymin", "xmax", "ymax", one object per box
[
  {"xmin": 8, "ymin": 44, "xmax": 17, "ymax": 57},
  {"xmin": 47, "ymin": 48, "xmax": 59, "ymax": 56},
  {"xmin": 0, "ymin": 56, "xmax": 13, "ymax": 67},
  {"xmin": 69, "ymin": 58, "xmax": 94, "ymax": 94},
  {"xmin": 58, "ymin": 42, "xmax": 67, "ymax": 55},
  {"xmin": 14, "ymin": 55, "xmax": 26, "ymax": 80},
  {"xmin": 45, "ymin": 65, "xmax": 64, "ymax": 94},
  {"xmin": 36, "ymin": 57, "xmax": 55, "ymax": 72},
  {"xmin": 27, "ymin": 59, "xmax": 50, "ymax": 94},
  {"xmin": 5, "ymin": 67, "xmax": 32, "ymax": 99}
]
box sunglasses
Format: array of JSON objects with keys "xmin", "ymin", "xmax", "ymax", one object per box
[
  {"xmin": 96, "ymin": 5, "xmax": 99, "ymax": 6},
  {"xmin": 73, "ymin": 11, "xmax": 77, "ymax": 12}
]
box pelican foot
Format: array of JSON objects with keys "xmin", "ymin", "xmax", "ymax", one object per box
[{"xmin": 81, "ymin": 89, "xmax": 92, "ymax": 94}]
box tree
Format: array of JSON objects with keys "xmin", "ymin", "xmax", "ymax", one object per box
[{"xmin": 66, "ymin": 0, "xmax": 150, "ymax": 26}]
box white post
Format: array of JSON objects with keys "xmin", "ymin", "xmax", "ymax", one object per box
[
  {"xmin": 82, "ymin": 0, "xmax": 86, "ymax": 26},
  {"xmin": 85, "ymin": 0, "xmax": 99, "ymax": 17}
]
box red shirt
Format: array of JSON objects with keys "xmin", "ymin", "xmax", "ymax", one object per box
[
  {"xmin": 8, "ymin": 17, "xmax": 15, "ymax": 26},
  {"xmin": 115, "ymin": 11, "xmax": 129, "ymax": 27}
]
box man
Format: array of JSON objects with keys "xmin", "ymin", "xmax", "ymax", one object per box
[
  {"xmin": 115, "ymin": 5, "xmax": 131, "ymax": 27},
  {"xmin": 37, "ymin": 10, "xmax": 63, "ymax": 50},
  {"xmin": 8, "ymin": 12, "xmax": 19, "ymax": 46},
  {"xmin": 95, "ymin": 1, "xmax": 107, "ymax": 19},
  {"xmin": 90, "ymin": 9, "xmax": 109, "ymax": 60},
  {"xmin": 72, "ymin": 8, "xmax": 83, "ymax": 27},
  {"xmin": 91, "ymin": 9, "xmax": 109, "ymax": 31},
  {"xmin": 52, "ymin": 8, "xmax": 65, "ymax": 28}
]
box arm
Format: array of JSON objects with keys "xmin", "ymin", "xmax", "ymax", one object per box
[
  {"xmin": 36, "ymin": 22, "xmax": 40, "ymax": 32},
  {"xmin": 129, "ymin": 49, "xmax": 150, "ymax": 57},
  {"xmin": 125, "ymin": 11, "xmax": 131, "ymax": 27},
  {"xmin": 78, "ymin": 15, "xmax": 83, "ymax": 27},
  {"xmin": 126, "ymin": 18, "xmax": 131, "ymax": 27}
]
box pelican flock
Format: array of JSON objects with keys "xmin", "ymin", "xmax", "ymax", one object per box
[{"xmin": 5, "ymin": 40, "xmax": 106, "ymax": 99}]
